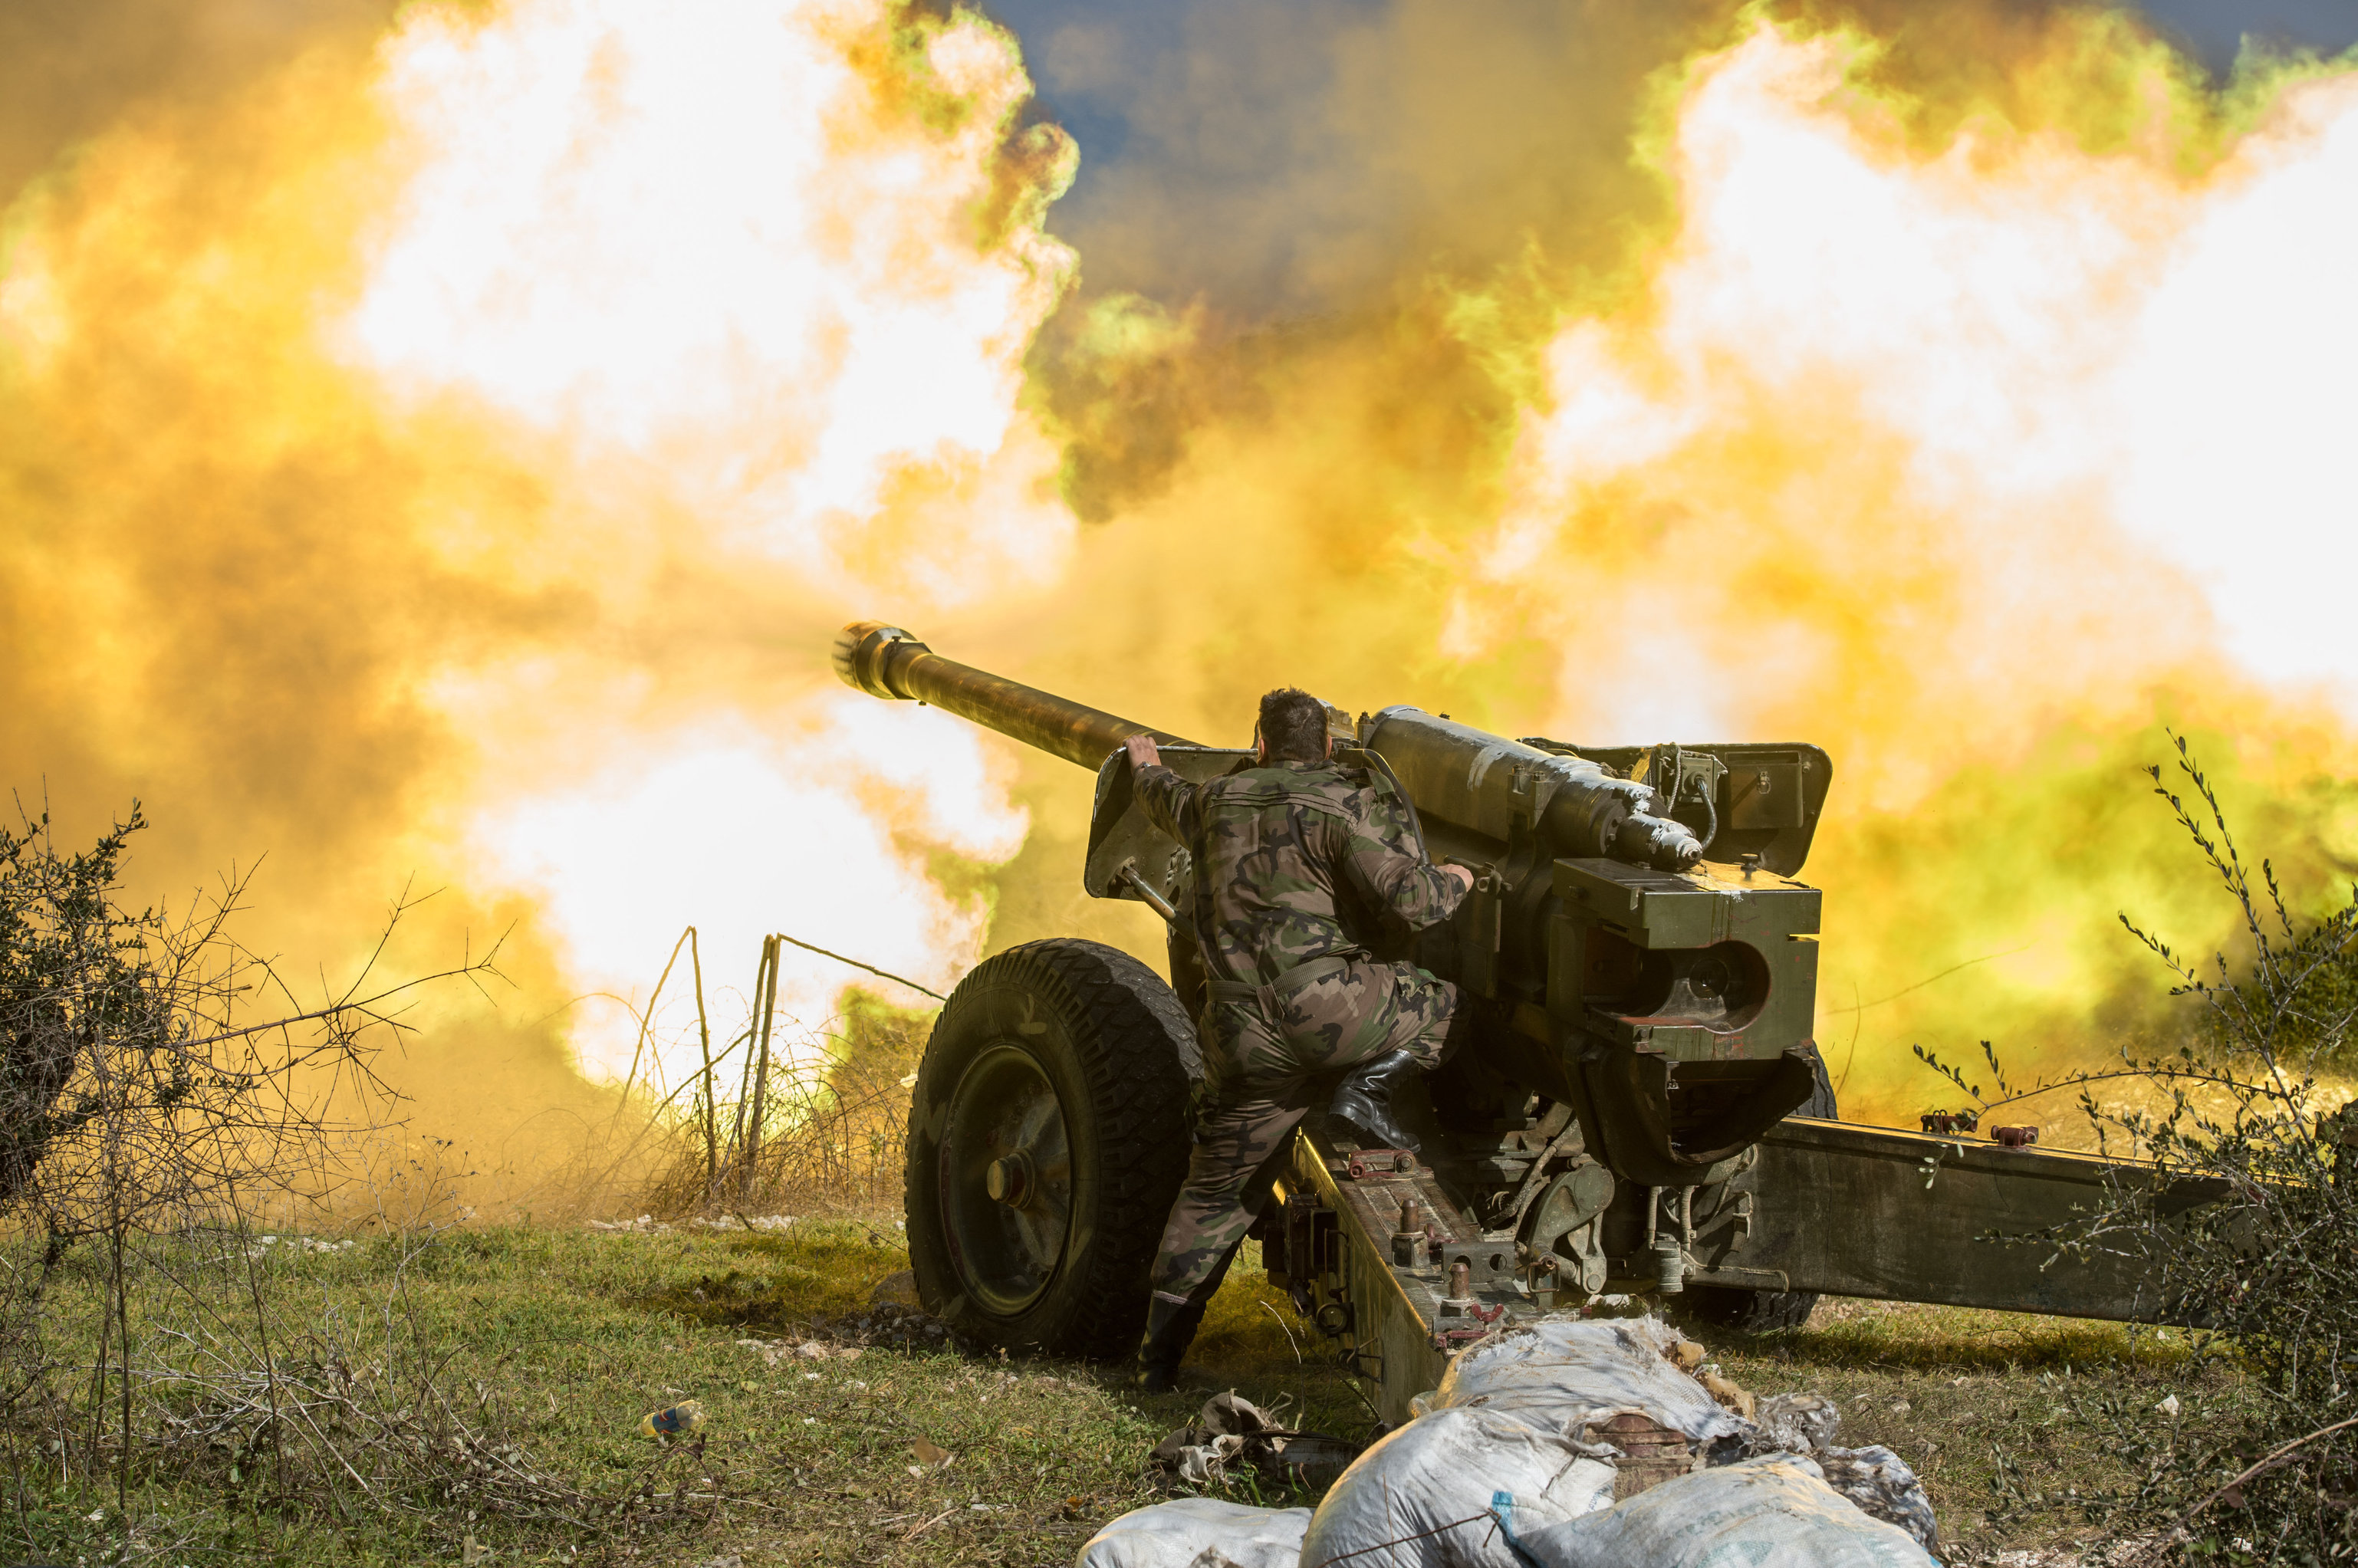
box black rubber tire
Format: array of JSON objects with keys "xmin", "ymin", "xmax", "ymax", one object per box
[
  {"xmin": 1680, "ymin": 1044, "xmax": 1837, "ymax": 1334},
  {"xmin": 1681, "ymin": 1278, "xmax": 1820, "ymax": 1333},
  {"xmin": 905, "ymin": 938, "xmax": 1197, "ymax": 1361}
]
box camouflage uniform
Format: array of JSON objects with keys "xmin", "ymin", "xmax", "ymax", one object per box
[{"xmin": 1134, "ymin": 758, "xmax": 1466, "ymax": 1313}]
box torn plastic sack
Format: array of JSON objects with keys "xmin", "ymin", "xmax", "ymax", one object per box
[
  {"xmin": 1739, "ymin": 1395, "xmax": 1937, "ymax": 1549},
  {"xmin": 1297, "ymin": 1406, "xmax": 1613, "ymax": 1568},
  {"xmin": 1074, "ymin": 1497, "xmax": 1312, "ymax": 1568},
  {"xmin": 1816, "ymin": 1445, "xmax": 1938, "ymax": 1552},
  {"xmin": 1425, "ymin": 1317, "xmax": 1744, "ymax": 1451},
  {"xmin": 1751, "ymin": 1392, "xmax": 1841, "ymax": 1454},
  {"xmin": 1500, "ymin": 1452, "xmax": 1937, "ymax": 1568}
]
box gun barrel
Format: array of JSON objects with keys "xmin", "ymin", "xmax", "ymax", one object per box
[{"xmin": 833, "ymin": 622, "xmax": 1196, "ymax": 770}]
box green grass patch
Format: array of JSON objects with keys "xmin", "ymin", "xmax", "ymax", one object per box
[
  {"xmin": 0, "ymin": 1221, "xmax": 2250, "ymax": 1564},
  {"xmin": 1674, "ymin": 1294, "xmax": 2249, "ymax": 1558}
]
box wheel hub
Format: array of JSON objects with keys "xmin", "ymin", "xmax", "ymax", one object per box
[
  {"xmin": 985, "ymin": 1151, "xmax": 1038, "ymax": 1208},
  {"xmin": 937, "ymin": 1043, "xmax": 1074, "ymax": 1316}
]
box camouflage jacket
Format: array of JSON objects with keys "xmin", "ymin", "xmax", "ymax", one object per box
[{"xmin": 1134, "ymin": 758, "xmax": 1465, "ymax": 987}]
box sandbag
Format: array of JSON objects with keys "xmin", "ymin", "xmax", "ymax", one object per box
[
  {"xmin": 1298, "ymin": 1406, "xmax": 1613, "ymax": 1568},
  {"xmin": 1501, "ymin": 1453, "xmax": 1938, "ymax": 1568},
  {"xmin": 1075, "ymin": 1497, "xmax": 1312, "ymax": 1568},
  {"xmin": 1427, "ymin": 1317, "xmax": 1743, "ymax": 1450}
]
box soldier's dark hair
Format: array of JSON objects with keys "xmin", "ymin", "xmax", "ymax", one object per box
[{"xmin": 1258, "ymin": 688, "xmax": 1330, "ymax": 762}]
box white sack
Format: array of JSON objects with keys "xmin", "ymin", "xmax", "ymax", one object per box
[
  {"xmin": 1507, "ymin": 1453, "xmax": 1938, "ymax": 1568},
  {"xmin": 1428, "ymin": 1317, "xmax": 1742, "ymax": 1448},
  {"xmin": 1075, "ymin": 1497, "xmax": 1312, "ymax": 1568},
  {"xmin": 1297, "ymin": 1406, "xmax": 1613, "ymax": 1568}
]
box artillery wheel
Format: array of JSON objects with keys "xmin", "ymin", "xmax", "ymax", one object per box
[
  {"xmin": 905, "ymin": 938, "xmax": 1197, "ymax": 1361},
  {"xmin": 1680, "ymin": 1044, "xmax": 1837, "ymax": 1335}
]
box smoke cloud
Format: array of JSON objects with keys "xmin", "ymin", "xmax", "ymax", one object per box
[
  {"xmin": 1, "ymin": 0, "xmax": 2352, "ymax": 1170},
  {"xmin": 0, "ymin": 0, "xmax": 1077, "ymax": 1193},
  {"xmin": 1011, "ymin": 2, "xmax": 2358, "ymax": 1116}
]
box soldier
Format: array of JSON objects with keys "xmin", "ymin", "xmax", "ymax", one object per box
[{"xmin": 1123, "ymin": 688, "xmax": 1473, "ymax": 1392}]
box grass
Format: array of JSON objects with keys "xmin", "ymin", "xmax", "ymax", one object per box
[
  {"xmin": 1670, "ymin": 1294, "xmax": 2249, "ymax": 1560},
  {"xmin": 2, "ymin": 1218, "xmax": 2252, "ymax": 1566}
]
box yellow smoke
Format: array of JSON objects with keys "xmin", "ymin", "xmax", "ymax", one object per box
[
  {"xmin": 1, "ymin": 0, "xmax": 2353, "ymax": 1173},
  {"xmin": 0, "ymin": 0, "xmax": 1072, "ymax": 1190},
  {"xmin": 1001, "ymin": 12, "xmax": 2358, "ymax": 1123}
]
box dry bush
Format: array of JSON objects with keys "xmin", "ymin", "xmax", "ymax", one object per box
[
  {"xmin": 625, "ymin": 983, "xmax": 926, "ymax": 1221},
  {"xmin": 1917, "ymin": 738, "xmax": 2358, "ymax": 1563},
  {"xmin": 574, "ymin": 925, "xmax": 934, "ymax": 1221},
  {"xmin": 0, "ymin": 804, "xmax": 724, "ymax": 1561},
  {"xmin": 0, "ymin": 807, "xmax": 406, "ymax": 1238}
]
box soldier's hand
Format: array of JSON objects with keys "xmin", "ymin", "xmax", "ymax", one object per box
[
  {"xmin": 1124, "ymin": 734, "xmax": 1162, "ymax": 771},
  {"xmin": 1443, "ymin": 863, "xmax": 1475, "ymax": 893}
]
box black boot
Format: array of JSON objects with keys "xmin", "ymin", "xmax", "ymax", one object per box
[
  {"xmin": 1136, "ymin": 1294, "xmax": 1209, "ymax": 1393},
  {"xmin": 1329, "ymin": 1050, "xmax": 1422, "ymax": 1152}
]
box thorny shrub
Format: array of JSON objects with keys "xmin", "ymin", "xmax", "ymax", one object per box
[
  {"xmin": 0, "ymin": 807, "xmax": 407, "ymax": 1241},
  {"xmin": 1918, "ymin": 738, "xmax": 2358, "ymax": 1563},
  {"xmin": 0, "ymin": 806, "xmax": 722, "ymax": 1563}
]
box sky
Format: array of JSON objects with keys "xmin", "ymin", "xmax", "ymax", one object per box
[
  {"xmin": 5, "ymin": 2, "xmax": 2353, "ymax": 292},
  {"xmin": 988, "ymin": 0, "xmax": 2358, "ymax": 311}
]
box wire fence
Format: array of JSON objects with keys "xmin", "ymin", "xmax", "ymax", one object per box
[{"xmin": 610, "ymin": 927, "xmax": 932, "ymax": 1218}]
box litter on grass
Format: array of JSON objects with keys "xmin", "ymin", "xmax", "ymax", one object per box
[
  {"xmin": 735, "ymin": 1336, "xmax": 863, "ymax": 1366},
  {"xmin": 639, "ymin": 1399, "xmax": 705, "ymax": 1440},
  {"xmin": 1149, "ymin": 1392, "xmax": 1360, "ymax": 1491}
]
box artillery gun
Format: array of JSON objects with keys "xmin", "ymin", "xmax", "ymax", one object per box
[{"xmin": 835, "ymin": 621, "xmax": 2192, "ymax": 1419}]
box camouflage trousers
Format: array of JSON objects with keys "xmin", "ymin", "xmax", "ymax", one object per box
[{"xmin": 1147, "ymin": 955, "xmax": 1458, "ymax": 1310}]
